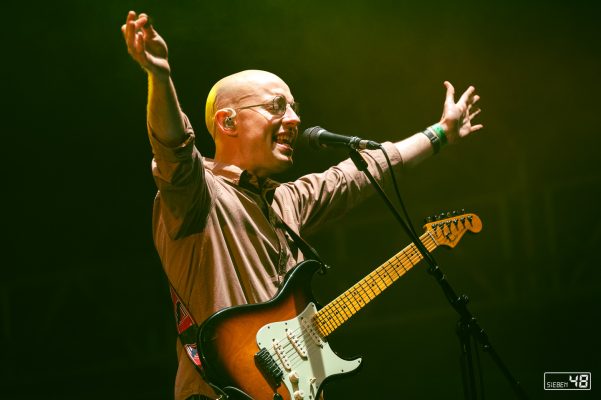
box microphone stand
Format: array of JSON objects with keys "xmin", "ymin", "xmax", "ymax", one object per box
[{"xmin": 347, "ymin": 148, "xmax": 528, "ymax": 400}]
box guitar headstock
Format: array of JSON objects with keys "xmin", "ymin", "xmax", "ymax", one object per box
[{"xmin": 423, "ymin": 210, "xmax": 482, "ymax": 248}]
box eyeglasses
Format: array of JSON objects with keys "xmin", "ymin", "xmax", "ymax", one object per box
[{"xmin": 236, "ymin": 95, "xmax": 300, "ymax": 117}]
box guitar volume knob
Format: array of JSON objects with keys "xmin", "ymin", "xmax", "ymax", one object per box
[
  {"xmin": 293, "ymin": 390, "xmax": 305, "ymax": 399},
  {"xmin": 288, "ymin": 370, "xmax": 300, "ymax": 384}
]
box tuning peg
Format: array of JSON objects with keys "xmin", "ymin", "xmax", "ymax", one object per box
[
  {"xmin": 425, "ymin": 216, "xmax": 433, "ymax": 224},
  {"xmin": 452, "ymin": 210, "xmax": 458, "ymax": 216}
]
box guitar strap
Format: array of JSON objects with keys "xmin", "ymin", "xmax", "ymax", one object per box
[
  {"xmin": 169, "ymin": 284, "xmax": 203, "ymax": 373},
  {"xmin": 252, "ymin": 176, "xmax": 328, "ymax": 269},
  {"xmin": 273, "ymin": 214, "xmax": 330, "ymax": 272},
  {"xmin": 169, "ymin": 180, "xmax": 328, "ymax": 375}
]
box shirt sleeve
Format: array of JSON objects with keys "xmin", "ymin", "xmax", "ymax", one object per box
[
  {"xmin": 274, "ymin": 142, "xmax": 404, "ymax": 236},
  {"xmin": 148, "ymin": 114, "xmax": 213, "ymax": 240}
]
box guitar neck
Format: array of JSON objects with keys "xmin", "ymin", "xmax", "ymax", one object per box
[{"xmin": 313, "ymin": 231, "xmax": 438, "ymax": 337}]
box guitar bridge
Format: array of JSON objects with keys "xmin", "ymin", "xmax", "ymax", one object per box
[{"xmin": 254, "ymin": 347, "xmax": 284, "ymax": 386}]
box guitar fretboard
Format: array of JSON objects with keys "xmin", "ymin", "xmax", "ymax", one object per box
[{"xmin": 312, "ymin": 232, "xmax": 438, "ymax": 337}]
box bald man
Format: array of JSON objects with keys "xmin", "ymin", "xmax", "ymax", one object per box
[{"xmin": 123, "ymin": 10, "xmax": 482, "ymax": 400}]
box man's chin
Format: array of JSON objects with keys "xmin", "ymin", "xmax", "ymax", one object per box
[
  {"xmin": 270, "ymin": 157, "xmax": 293, "ymax": 175},
  {"xmin": 252, "ymin": 158, "xmax": 292, "ymax": 178}
]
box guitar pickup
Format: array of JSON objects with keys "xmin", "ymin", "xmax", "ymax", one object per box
[
  {"xmin": 286, "ymin": 328, "xmax": 307, "ymax": 359},
  {"xmin": 273, "ymin": 340, "xmax": 292, "ymax": 371}
]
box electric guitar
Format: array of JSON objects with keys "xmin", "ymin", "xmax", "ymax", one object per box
[{"xmin": 197, "ymin": 212, "xmax": 482, "ymax": 400}]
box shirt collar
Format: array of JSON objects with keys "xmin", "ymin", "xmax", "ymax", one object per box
[{"xmin": 204, "ymin": 158, "xmax": 281, "ymax": 194}]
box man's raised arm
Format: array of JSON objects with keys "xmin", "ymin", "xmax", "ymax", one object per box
[{"xmin": 122, "ymin": 11, "xmax": 187, "ymax": 146}]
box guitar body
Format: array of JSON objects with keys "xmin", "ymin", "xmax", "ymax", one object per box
[{"xmin": 197, "ymin": 260, "xmax": 362, "ymax": 400}]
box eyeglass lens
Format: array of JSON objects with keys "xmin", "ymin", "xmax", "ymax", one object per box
[{"xmin": 274, "ymin": 95, "xmax": 300, "ymax": 116}]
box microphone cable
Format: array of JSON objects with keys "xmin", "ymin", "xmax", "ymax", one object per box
[{"xmin": 376, "ymin": 144, "xmax": 418, "ymax": 238}]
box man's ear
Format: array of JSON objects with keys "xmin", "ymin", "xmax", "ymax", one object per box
[{"xmin": 215, "ymin": 108, "xmax": 238, "ymax": 136}]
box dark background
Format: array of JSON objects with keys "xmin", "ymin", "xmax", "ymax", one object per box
[{"xmin": 2, "ymin": 0, "xmax": 600, "ymax": 399}]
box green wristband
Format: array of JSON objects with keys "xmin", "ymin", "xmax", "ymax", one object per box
[{"xmin": 430, "ymin": 123, "xmax": 448, "ymax": 146}]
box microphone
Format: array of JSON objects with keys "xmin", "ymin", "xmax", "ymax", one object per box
[{"xmin": 303, "ymin": 126, "xmax": 382, "ymax": 150}]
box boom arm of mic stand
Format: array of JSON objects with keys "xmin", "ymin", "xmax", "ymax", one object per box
[{"xmin": 347, "ymin": 148, "xmax": 528, "ymax": 400}]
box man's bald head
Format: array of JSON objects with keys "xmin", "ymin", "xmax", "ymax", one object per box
[{"xmin": 205, "ymin": 70, "xmax": 289, "ymax": 138}]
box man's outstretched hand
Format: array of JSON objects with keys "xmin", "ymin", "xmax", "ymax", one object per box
[
  {"xmin": 439, "ymin": 81, "xmax": 483, "ymax": 144},
  {"xmin": 122, "ymin": 11, "xmax": 170, "ymax": 78}
]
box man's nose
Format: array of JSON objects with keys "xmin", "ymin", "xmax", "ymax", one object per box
[{"xmin": 282, "ymin": 105, "xmax": 300, "ymax": 127}]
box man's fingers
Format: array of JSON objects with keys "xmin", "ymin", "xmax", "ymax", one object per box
[
  {"xmin": 124, "ymin": 20, "xmax": 136, "ymax": 50},
  {"xmin": 123, "ymin": 10, "xmax": 137, "ymax": 38},
  {"xmin": 126, "ymin": 10, "xmax": 137, "ymax": 24},
  {"xmin": 458, "ymin": 86, "xmax": 476, "ymax": 105},
  {"xmin": 444, "ymin": 81, "xmax": 455, "ymax": 104},
  {"xmin": 471, "ymin": 123, "xmax": 484, "ymax": 132},
  {"xmin": 123, "ymin": 11, "xmax": 149, "ymax": 46},
  {"xmin": 124, "ymin": 15, "xmax": 150, "ymax": 55},
  {"xmin": 469, "ymin": 108, "xmax": 481, "ymax": 119},
  {"xmin": 123, "ymin": 10, "xmax": 155, "ymax": 70},
  {"xmin": 134, "ymin": 15, "xmax": 149, "ymax": 30},
  {"xmin": 138, "ymin": 14, "xmax": 158, "ymax": 41},
  {"xmin": 134, "ymin": 31, "xmax": 144, "ymax": 54}
]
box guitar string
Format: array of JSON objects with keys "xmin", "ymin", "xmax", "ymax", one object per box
[
  {"xmin": 277, "ymin": 237, "xmax": 423, "ymax": 353},
  {"xmin": 294, "ymin": 238, "xmax": 434, "ymax": 349},
  {"xmin": 267, "ymin": 216, "xmax": 473, "ymax": 364},
  {"xmin": 314, "ymin": 223, "xmax": 451, "ymax": 336},
  {"xmin": 267, "ymin": 234, "xmax": 441, "ymax": 368},
  {"xmin": 275, "ymin": 248, "xmax": 439, "ymax": 372},
  {"xmin": 280, "ymin": 237, "xmax": 439, "ymax": 369},
  {"xmin": 272, "ymin": 233, "xmax": 438, "ymax": 364},
  {"xmin": 313, "ymin": 236, "xmax": 434, "ymax": 337},
  {"xmin": 314, "ymin": 234, "xmax": 431, "ymax": 334},
  {"xmin": 308, "ymin": 221, "xmax": 465, "ymax": 340},
  {"xmin": 281, "ymin": 239, "xmax": 423, "ymax": 356}
]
